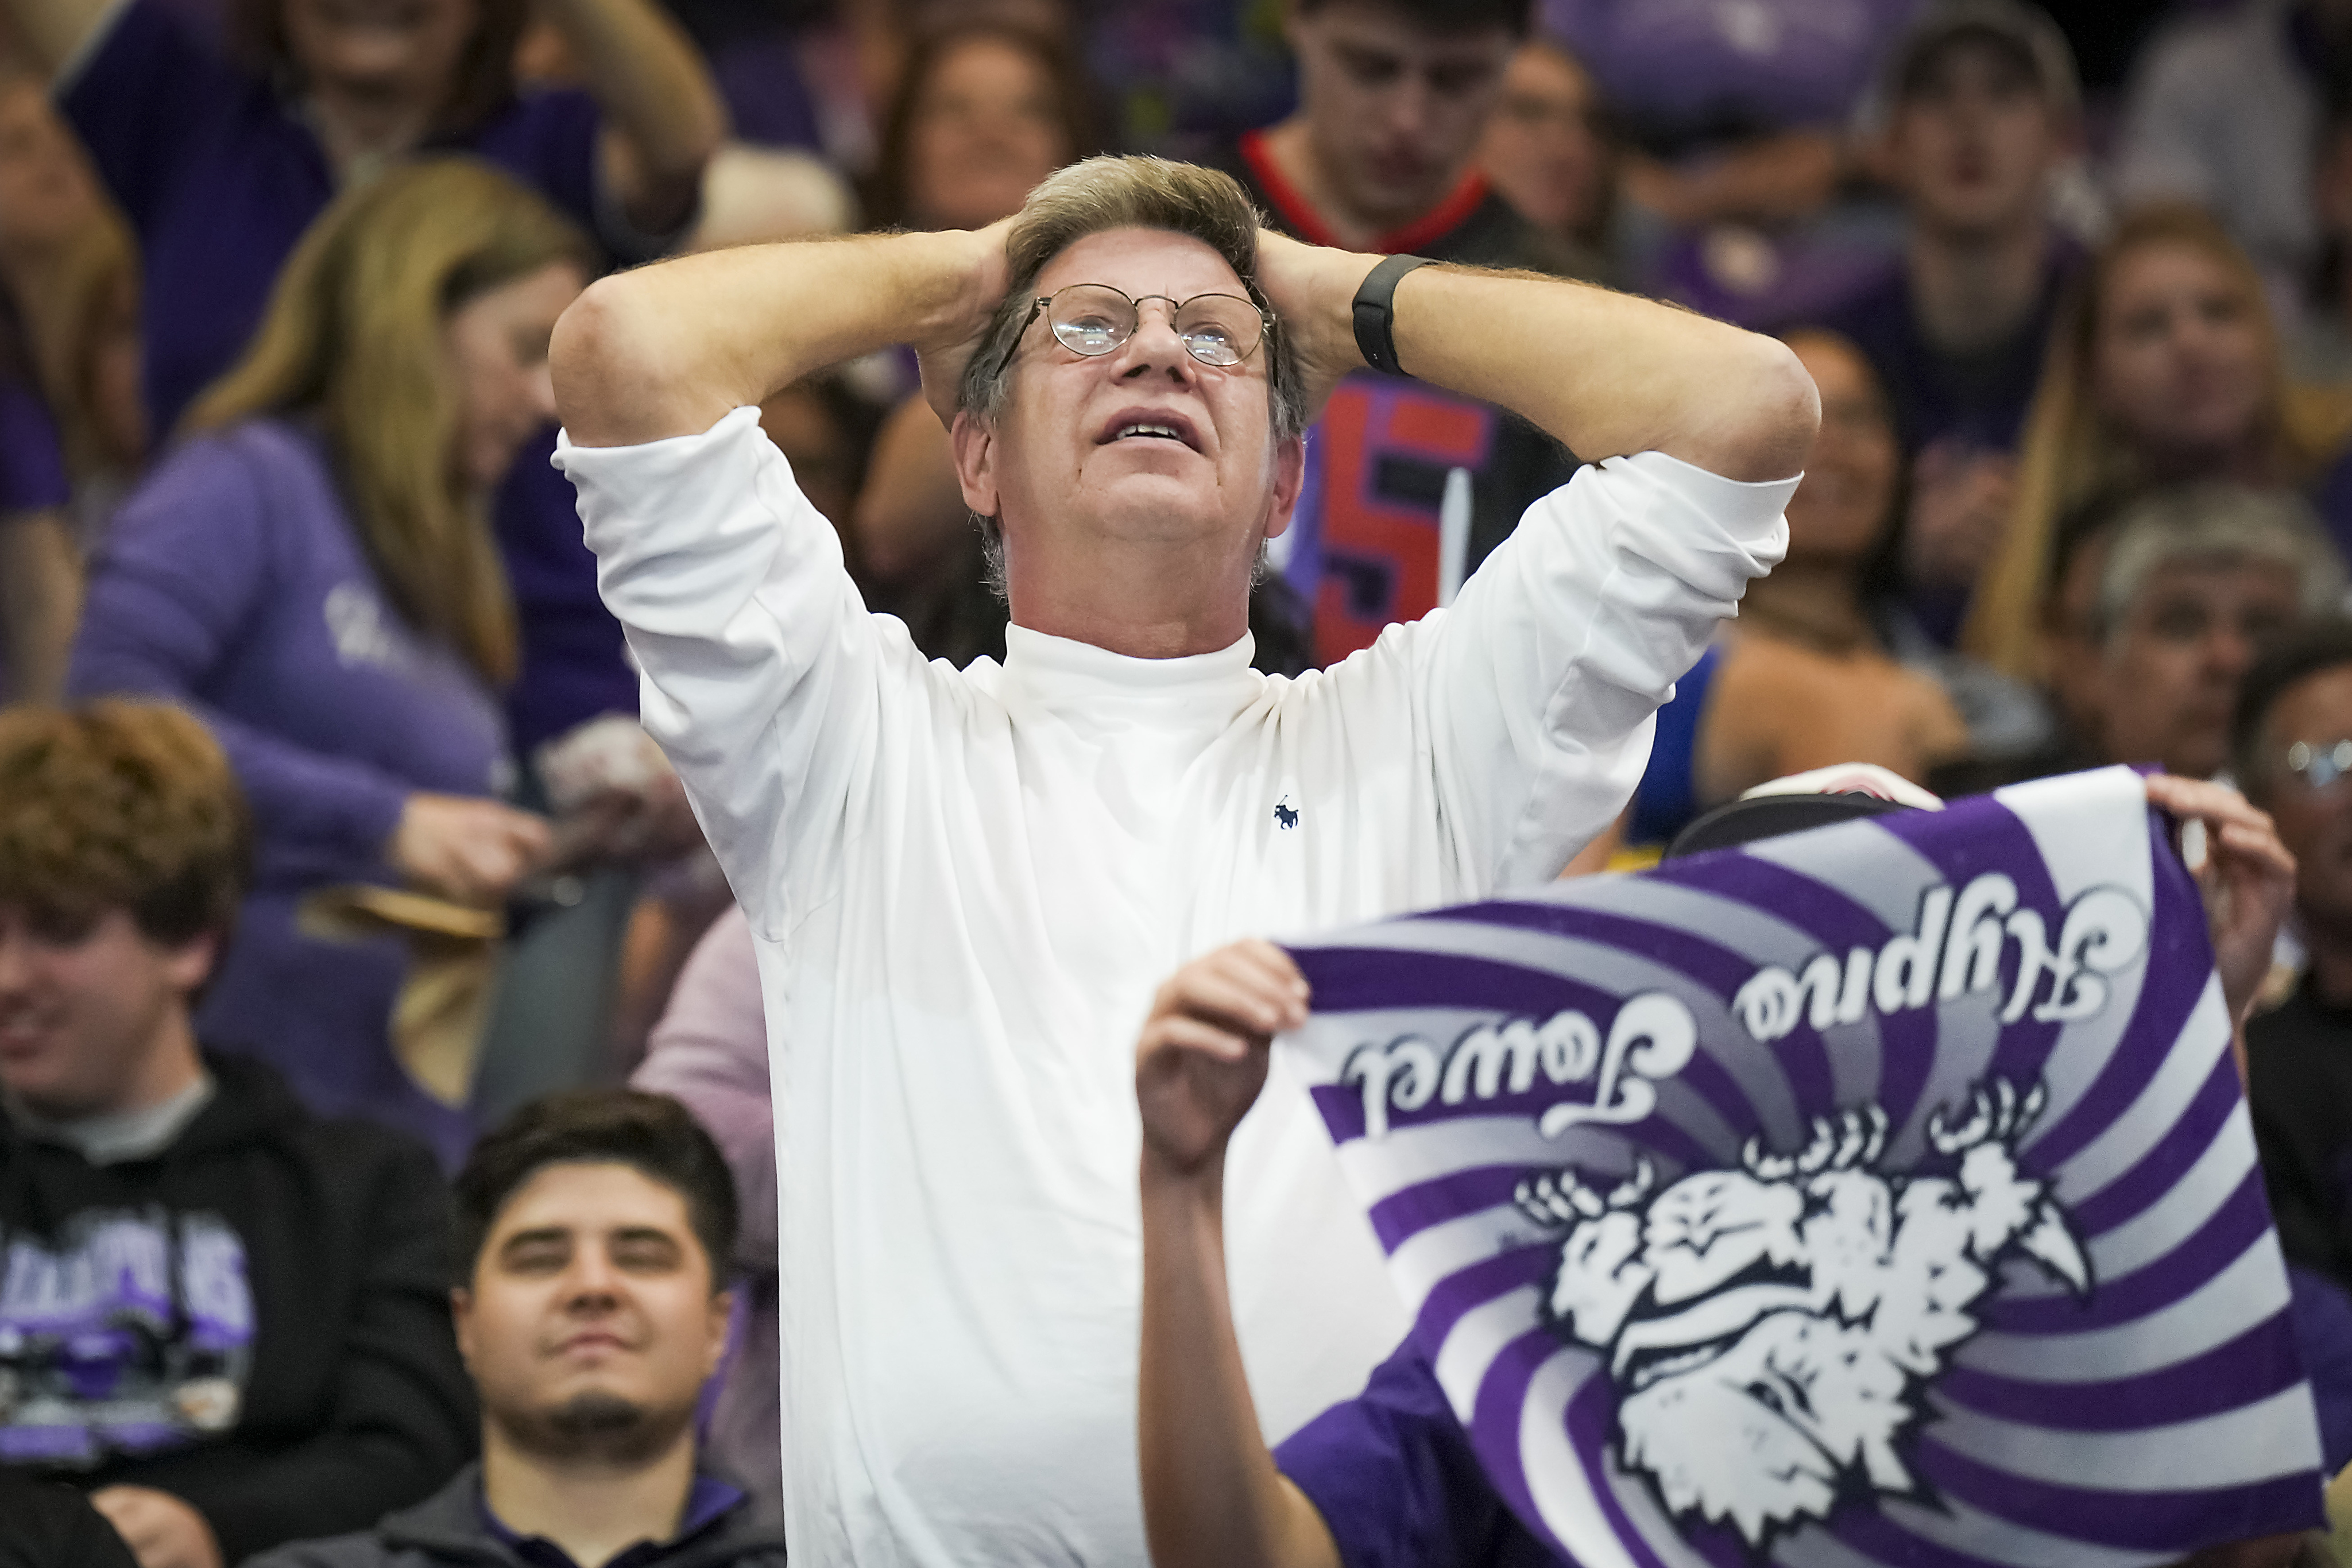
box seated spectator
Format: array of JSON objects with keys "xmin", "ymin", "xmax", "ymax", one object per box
[
  {"xmin": 0, "ymin": 700, "xmax": 475, "ymax": 1568},
  {"xmin": 852, "ymin": 20, "xmax": 1101, "ymax": 669},
  {"xmin": 1628, "ymin": 330, "xmax": 1992, "ymax": 848},
  {"xmin": 2242, "ymin": 620, "xmax": 2352, "ymax": 1286},
  {"xmin": 1945, "ymin": 482, "xmax": 2343, "ymax": 792},
  {"xmin": 2114, "ymin": 0, "xmax": 2350, "ymax": 329},
  {"xmin": 1818, "ymin": 0, "xmax": 2080, "ymax": 646},
  {"xmin": 249, "ymin": 1089, "xmax": 786, "ymax": 1568},
  {"xmin": 1474, "ymin": 36, "xmax": 1623, "ymax": 282},
  {"xmin": 628, "ymin": 908, "xmax": 773, "ymax": 1528},
  {"xmin": 68, "ymin": 161, "xmax": 577, "ymax": 1163},
  {"xmin": 1967, "ymin": 204, "xmax": 2352, "ymax": 680},
  {"xmin": 1128, "ymin": 770, "xmax": 2302, "ymax": 1567},
  {"xmin": 1221, "ymin": 0, "xmax": 1577, "ymax": 667}
]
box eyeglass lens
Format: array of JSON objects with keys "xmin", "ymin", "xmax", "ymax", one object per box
[
  {"xmin": 2286, "ymin": 738, "xmax": 2352, "ymax": 788},
  {"xmin": 1046, "ymin": 284, "xmax": 1264, "ymax": 367}
]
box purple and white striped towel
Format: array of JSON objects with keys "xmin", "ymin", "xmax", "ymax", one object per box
[{"xmin": 1279, "ymin": 765, "xmax": 2324, "ymax": 1566}]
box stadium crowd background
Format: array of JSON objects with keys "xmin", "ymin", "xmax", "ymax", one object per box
[{"xmin": 19, "ymin": 0, "xmax": 2352, "ymax": 1562}]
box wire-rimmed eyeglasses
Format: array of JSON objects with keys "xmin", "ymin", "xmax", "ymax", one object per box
[
  {"xmin": 2285, "ymin": 738, "xmax": 2352, "ymax": 789},
  {"xmin": 988, "ymin": 282, "xmax": 1273, "ymax": 381}
]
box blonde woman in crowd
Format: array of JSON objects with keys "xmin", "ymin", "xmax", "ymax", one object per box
[
  {"xmin": 66, "ymin": 160, "xmax": 585, "ymax": 1163},
  {"xmin": 1967, "ymin": 203, "xmax": 2352, "ymax": 680}
]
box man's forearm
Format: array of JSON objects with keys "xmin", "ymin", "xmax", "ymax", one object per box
[
  {"xmin": 1139, "ymin": 1162, "xmax": 1339, "ymax": 1568},
  {"xmin": 553, "ymin": 227, "xmax": 984, "ymax": 447},
  {"xmin": 543, "ymin": 0, "xmax": 724, "ymax": 228},
  {"xmin": 1263, "ymin": 234, "xmax": 1817, "ymax": 482}
]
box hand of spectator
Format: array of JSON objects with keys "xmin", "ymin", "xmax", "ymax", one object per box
[
  {"xmin": 2145, "ymin": 774, "xmax": 2296, "ymax": 1029},
  {"xmin": 387, "ymin": 793, "xmax": 554, "ymax": 906},
  {"xmin": 1905, "ymin": 443, "xmax": 2016, "ymax": 592},
  {"xmin": 918, "ymin": 217, "xmax": 1015, "ymax": 429},
  {"xmin": 1135, "ymin": 939, "xmax": 1309, "ymax": 1182},
  {"xmin": 88, "ymin": 1487, "xmax": 222, "ymax": 1568},
  {"xmin": 1254, "ymin": 229, "xmax": 1383, "ymax": 420}
]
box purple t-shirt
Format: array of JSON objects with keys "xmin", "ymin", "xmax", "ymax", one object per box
[
  {"xmin": 61, "ymin": 0, "xmax": 640, "ymax": 747},
  {"xmin": 67, "ymin": 418, "xmax": 506, "ymax": 1157},
  {"xmin": 1275, "ymin": 1341, "xmax": 1561, "ymax": 1568}
]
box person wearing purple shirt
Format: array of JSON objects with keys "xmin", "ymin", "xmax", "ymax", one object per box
[
  {"xmin": 68, "ymin": 161, "xmax": 584, "ymax": 1163},
  {"xmin": 1813, "ymin": 0, "xmax": 2080, "ymax": 649},
  {"xmin": 11, "ymin": 0, "xmax": 723, "ymax": 750}
]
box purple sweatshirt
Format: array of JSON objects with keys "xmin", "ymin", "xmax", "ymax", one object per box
[
  {"xmin": 61, "ymin": 0, "xmax": 641, "ymax": 748},
  {"xmin": 68, "ymin": 419, "xmax": 506, "ymax": 1161}
]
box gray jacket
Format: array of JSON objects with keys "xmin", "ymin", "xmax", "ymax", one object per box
[{"xmin": 242, "ymin": 1464, "xmax": 787, "ymax": 1567}]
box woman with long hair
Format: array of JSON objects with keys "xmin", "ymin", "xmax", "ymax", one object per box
[
  {"xmin": 68, "ymin": 159, "xmax": 589, "ymax": 1160},
  {"xmin": 1966, "ymin": 203, "xmax": 2352, "ymax": 679}
]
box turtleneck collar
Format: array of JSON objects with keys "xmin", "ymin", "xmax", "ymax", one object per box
[{"xmin": 998, "ymin": 624, "xmax": 1262, "ymax": 723}]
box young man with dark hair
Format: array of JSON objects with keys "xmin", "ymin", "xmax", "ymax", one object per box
[
  {"xmin": 1816, "ymin": 0, "xmax": 2081, "ymax": 645},
  {"xmin": 554, "ymin": 149, "xmax": 1813, "ymax": 1563},
  {"xmin": 1220, "ymin": 0, "xmax": 1586, "ymax": 664},
  {"xmin": 249, "ymin": 1088, "xmax": 784, "ymax": 1568},
  {"xmin": 2235, "ymin": 621, "xmax": 2352, "ymax": 1291},
  {"xmin": 0, "ymin": 701, "xmax": 474, "ymax": 1568}
]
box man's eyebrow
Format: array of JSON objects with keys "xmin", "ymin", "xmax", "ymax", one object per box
[
  {"xmin": 497, "ymin": 1225, "xmax": 574, "ymax": 1254},
  {"xmin": 610, "ymin": 1225, "xmax": 686, "ymax": 1250}
]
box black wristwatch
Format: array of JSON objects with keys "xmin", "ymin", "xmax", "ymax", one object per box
[{"xmin": 1351, "ymin": 254, "xmax": 1433, "ymax": 378}]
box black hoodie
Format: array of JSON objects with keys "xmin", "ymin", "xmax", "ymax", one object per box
[{"xmin": 0, "ymin": 1054, "xmax": 476, "ymax": 1563}]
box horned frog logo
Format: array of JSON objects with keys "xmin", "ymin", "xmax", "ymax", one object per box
[{"xmin": 1514, "ymin": 1078, "xmax": 2090, "ymax": 1551}]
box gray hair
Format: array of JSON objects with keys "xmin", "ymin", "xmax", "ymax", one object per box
[
  {"xmin": 2092, "ymin": 482, "xmax": 2346, "ymax": 643},
  {"xmin": 956, "ymin": 156, "xmax": 1306, "ymax": 445}
]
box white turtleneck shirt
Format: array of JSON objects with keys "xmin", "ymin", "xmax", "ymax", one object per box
[{"xmin": 558, "ymin": 405, "xmax": 1793, "ymax": 1568}]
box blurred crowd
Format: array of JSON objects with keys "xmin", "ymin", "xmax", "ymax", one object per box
[{"xmin": 18, "ymin": 0, "xmax": 2352, "ymax": 1562}]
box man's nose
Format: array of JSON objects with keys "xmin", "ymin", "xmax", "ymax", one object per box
[{"xmin": 1117, "ymin": 301, "xmax": 1194, "ymax": 376}]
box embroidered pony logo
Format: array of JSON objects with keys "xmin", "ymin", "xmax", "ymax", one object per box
[
  {"xmin": 1274, "ymin": 797, "xmax": 1299, "ymax": 830},
  {"xmin": 1514, "ymin": 1079, "xmax": 2088, "ymax": 1552}
]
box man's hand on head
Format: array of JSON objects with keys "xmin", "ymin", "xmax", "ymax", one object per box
[
  {"xmin": 917, "ymin": 217, "xmax": 1016, "ymax": 431},
  {"xmin": 1135, "ymin": 939, "xmax": 1310, "ymax": 1184},
  {"xmin": 89, "ymin": 1486, "xmax": 222, "ymax": 1568},
  {"xmin": 2145, "ymin": 773, "xmax": 2296, "ymax": 1032},
  {"xmin": 1251, "ymin": 230, "xmax": 1380, "ymax": 421}
]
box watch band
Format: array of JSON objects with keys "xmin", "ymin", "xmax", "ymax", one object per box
[{"xmin": 1351, "ymin": 254, "xmax": 1432, "ymax": 378}]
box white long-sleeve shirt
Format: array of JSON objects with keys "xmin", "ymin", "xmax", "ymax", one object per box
[{"xmin": 558, "ymin": 406, "xmax": 1793, "ymax": 1567}]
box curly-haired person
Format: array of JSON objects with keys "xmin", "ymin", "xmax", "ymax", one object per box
[{"xmin": 0, "ymin": 701, "xmax": 473, "ymax": 1568}]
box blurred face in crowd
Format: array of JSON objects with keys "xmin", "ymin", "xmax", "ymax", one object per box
[
  {"xmin": 1476, "ymin": 40, "xmax": 1608, "ymax": 241},
  {"xmin": 2096, "ymin": 555, "xmax": 2300, "ymax": 778},
  {"xmin": 961, "ymin": 227, "xmax": 1300, "ymax": 586},
  {"xmin": 1887, "ymin": 36, "xmax": 2064, "ymax": 241},
  {"xmin": 1288, "ymin": 2, "xmax": 1516, "ymax": 230},
  {"xmin": 1781, "ymin": 332, "xmax": 1897, "ymax": 567},
  {"xmin": 907, "ymin": 34, "xmax": 1074, "ymax": 233},
  {"xmin": 443, "ymin": 261, "xmax": 585, "ymax": 494},
  {"xmin": 2255, "ymin": 664, "xmax": 2352, "ymax": 933},
  {"xmin": 0, "ymin": 907, "xmax": 212, "ymax": 1120},
  {"xmin": 2094, "ymin": 239, "xmax": 2269, "ymax": 470},
  {"xmin": 0, "ymin": 80, "xmax": 99, "ymax": 258},
  {"xmin": 456, "ymin": 1160, "xmax": 730, "ymax": 1464},
  {"xmin": 282, "ymin": 0, "xmax": 477, "ymax": 104}
]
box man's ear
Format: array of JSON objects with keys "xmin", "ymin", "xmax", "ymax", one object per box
[
  {"xmin": 703, "ymin": 1288, "xmax": 735, "ymax": 1378},
  {"xmin": 450, "ymin": 1286, "xmax": 477, "ymax": 1372},
  {"xmin": 1262, "ymin": 433, "xmax": 1306, "ymax": 542},
  {"xmin": 163, "ymin": 932, "xmax": 219, "ymax": 997},
  {"xmin": 950, "ymin": 408, "xmax": 999, "ymax": 518}
]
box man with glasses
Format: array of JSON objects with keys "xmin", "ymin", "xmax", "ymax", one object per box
[
  {"xmin": 549, "ymin": 153, "xmax": 1816, "ymax": 1565},
  {"xmin": 2239, "ymin": 620, "xmax": 2352, "ymax": 1292}
]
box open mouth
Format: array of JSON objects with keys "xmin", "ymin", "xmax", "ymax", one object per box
[
  {"xmin": 1610, "ymin": 1255, "xmax": 1817, "ymax": 1392},
  {"xmin": 1098, "ymin": 409, "xmax": 1201, "ymax": 451}
]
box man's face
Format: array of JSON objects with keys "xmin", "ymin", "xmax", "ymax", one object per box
[
  {"xmin": 2096, "ymin": 557, "xmax": 2301, "ymax": 779},
  {"xmin": 0, "ymin": 907, "xmax": 212, "ymax": 1120},
  {"xmin": 1287, "ymin": 2, "xmax": 1515, "ymax": 229},
  {"xmin": 2256, "ymin": 665, "xmax": 2352, "ymax": 932},
  {"xmin": 956, "ymin": 226, "xmax": 1302, "ymax": 593},
  {"xmin": 1887, "ymin": 37, "xmax": 2064, "ymax": 239},
  {"xmin": 455, "ymin": 1161, "xmax": 729, "ymax": 1464},
  {"xmin": 1476, "ymin": 40, "xmax": 1608, "ymax": 238}
]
